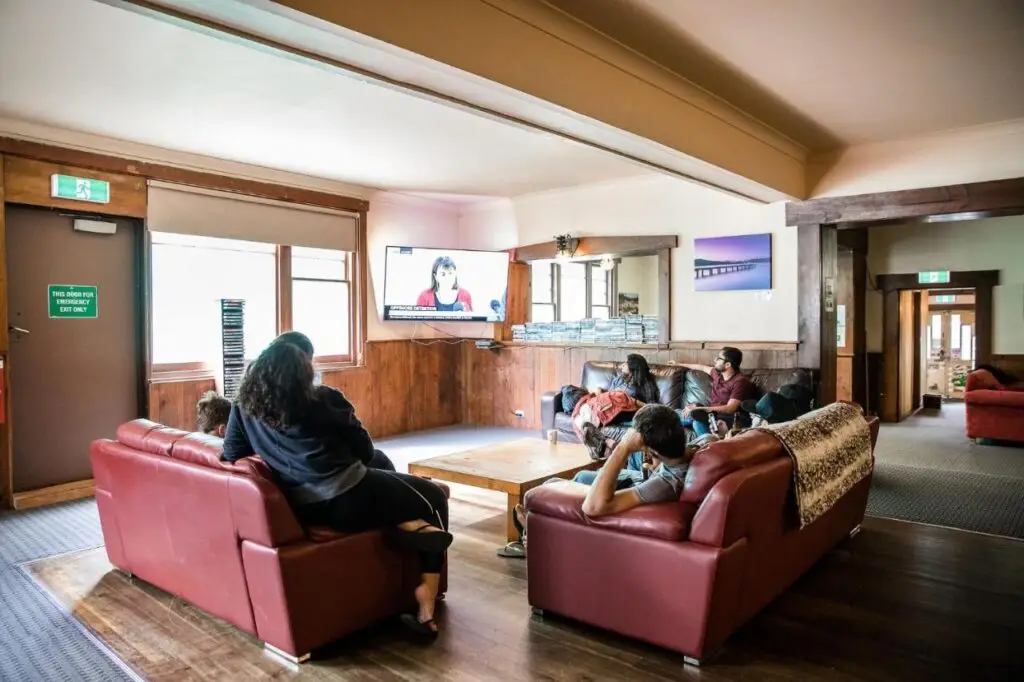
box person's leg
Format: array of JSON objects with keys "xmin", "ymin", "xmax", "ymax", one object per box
[
  {"xmin": 368, "ymin": 448, "xmax": 397, "ymax": 471},
  {"xmin": 676, "ymin": 409, "xmax": 711, "ymax": 438},
  {"xmin": 572, "ymin": 470, "xmax": 599, "ymax": 485}
]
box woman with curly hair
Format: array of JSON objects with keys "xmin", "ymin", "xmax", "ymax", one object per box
[{"xmin": 222, "ymin": 335, "xmax": 449, "ymax": 640}]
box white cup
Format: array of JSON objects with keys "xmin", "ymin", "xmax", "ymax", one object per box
[{"xmin": 546, "ymin": 429, "xmax": 558, "ymax": 444}]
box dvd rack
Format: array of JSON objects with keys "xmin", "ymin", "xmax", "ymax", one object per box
[{"xmin": 220, "ymin": 299, "xmax": 245, "ymax": 400}]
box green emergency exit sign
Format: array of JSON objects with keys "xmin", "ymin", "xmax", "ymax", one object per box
[
  {"xmin": 50, "ymin": 174, "xmax": 110, "ymax": 204},
  {"xmin": 918, "ymin": 270, "xmax": 950, "ymax": 284},
  {"xmin": 48, "ymin": 285, "xmax": 98, "ymax": 319}
]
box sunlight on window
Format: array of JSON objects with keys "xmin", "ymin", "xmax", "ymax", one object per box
[
  {"xmin": 291, "ymin": 247, "xmax": 350, "ymax": 357},
  {"xmin": 950, "ymin": 314, "xmax": 961, "ymax": 350},
  {"xmin": 151, "ymin": 233, "xmax": 276, "ymax": 365}
]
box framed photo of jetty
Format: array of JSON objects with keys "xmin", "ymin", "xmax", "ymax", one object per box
[{"xmin": 693, "ymin": 233, "xmax": 772, "ymax": 291}]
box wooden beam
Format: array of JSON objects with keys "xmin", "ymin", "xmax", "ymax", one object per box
[
  {"xmin": 513, "ymin": 235, "xmax": 678, "ymax": 262},
  {"xmin": 13, "ymin": 479, "xmax": 95, "ymax": 511},
  {"xmin": 787, "ymin": 177, "xmax": 1024, "ymax": 226},
  {"xmin": 975, "ymin": 286, "xmax": 994, "ymax": 366},
  {"xmin": 495, "ymin": 261, "xmax": 529, "ymax": 342},
  {"xmin": 875, "ymin": 270, "xmax": 1000, "ymax": 293},
  {"xmin": 0, "ymin": 137, "xmax": 369, "ymax": 214},
  {"xmin": 0, "ymin": 153, "xmax": 9, "ymax": 510},
  {"xmin": 881, "ymin": 290, "xmax": 900, "ymax": 422},
  {"xmin": 3, "ymin": 155, "xmax": 147, "ymax": 218},
  {"xmin": 657, "ymin": 249, "xmax": 671, "ymax": 343}
]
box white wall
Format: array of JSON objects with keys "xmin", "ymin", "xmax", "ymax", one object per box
[
  {"xmin": 865, "ymin": 215, "xmax": 1024, "ymax": 353},
  {"xmin": 463, "ymin": 174, "xmax": 796, "ymax": 341},
  {"xmin": 615, "ymin": 255, "xmax": 659, "ymax": 315},
  {"xmin": 366, "ymin": 193, "xmax": 499, "ymax": 340},
  {"xmin": 810, "ymin": 119, "xmax": 1024, "ymax": 197}
]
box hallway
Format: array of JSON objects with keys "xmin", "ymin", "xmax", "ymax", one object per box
[{"xmin": 868, "ymin": 402, "xmax": 1024, "ymax": 538}]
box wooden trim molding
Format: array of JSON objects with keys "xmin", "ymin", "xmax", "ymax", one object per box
[
  {"xmin": 2, "ymin": 155, "xmax": 147, "ymax": 218},
  {"xmin": 876, "ymin": 270, "xmax": 1000, "ymax": 293},
  {"xmin": 513, "ymin": 235, "xmax": 678, "ymax": 262},
  {"xmin": 0, "ymin": 153, "xmax": 10, "ymax": 510},
  {"xmin": 786, "ymin": 177, "xmax": 1024, "ymax": 226},
  {"xmin": 0, "ymin": 137, "xmax": 369, "ymax": 214},
  {"xmin": 13, "ymin": 479, "xmax": 95, "ymax": 511}
]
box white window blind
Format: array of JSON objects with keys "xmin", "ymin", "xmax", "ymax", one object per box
[{"xmin": 146, "ymin": 180, "xmax": 358, "ymax": 251}]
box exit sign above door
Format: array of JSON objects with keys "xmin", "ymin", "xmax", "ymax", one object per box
[
  {"xmin": 50, "ymin": 174, "xmax": 110, "ymax": 204},
  {"xmin": 918, "ymin": 270, "xmax": 950, "ymax": 284}
]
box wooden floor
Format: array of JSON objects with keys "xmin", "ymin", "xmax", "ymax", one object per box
[{"xmin": 25, "ymin": 485, "xmax": 1024, "ymax": 681}]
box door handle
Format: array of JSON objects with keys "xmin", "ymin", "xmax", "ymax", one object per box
[{"xmin": 8, "ymin": 326, "xmax": 29, "ymax": 335}]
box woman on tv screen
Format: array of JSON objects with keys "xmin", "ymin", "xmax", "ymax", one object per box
[{"xmin": 416, "ymin": 255, "xmax": 473, "ymax": 312}]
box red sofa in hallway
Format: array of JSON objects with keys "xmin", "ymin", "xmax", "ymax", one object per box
[
  {"xmin": 523, "ymin": 416, "xmax": 879, "ymax": 665},
  {"xmin": 90, "ymin": 419, "xmax": 448, "ymax": 662},
  {"xmin": 965, "ymin": 369, "xmax": 1024, "ymax": 443}
]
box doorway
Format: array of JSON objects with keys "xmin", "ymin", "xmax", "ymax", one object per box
[
  {"xmin": 925, "ymin": 290, "xmax": 976, "ymax": 400},
  {"xmin": 5, "ymin": 207, "xmax": 143, "ymax": 492}
]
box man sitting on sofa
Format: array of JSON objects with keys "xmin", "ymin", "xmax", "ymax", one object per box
[
  {"xmin": 581, "ymin": 404, "xmax": 695, "ymax": 517},
  {"xmin": 671, "ymin": 347, "xmax": 757, "ymax": 438}
]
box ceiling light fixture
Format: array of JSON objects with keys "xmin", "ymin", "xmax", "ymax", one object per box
[{"xmin": 599, "ymin": 255, "xmax": 616, "ymax": 271}]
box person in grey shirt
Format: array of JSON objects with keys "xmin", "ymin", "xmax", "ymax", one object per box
[{"xmin": 582, "ymin": 404, "xmax": 695, "ymax": 517}]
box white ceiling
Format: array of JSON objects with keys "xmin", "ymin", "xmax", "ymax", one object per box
[
  {"xmin": 0, "ymin": 0, "xmax": 651, "ymax": 199},
  {"xmin": 547, "ymin": 0, "xmax": 1024, "ymax": 148}
]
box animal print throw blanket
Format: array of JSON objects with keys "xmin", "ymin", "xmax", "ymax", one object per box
[{"xmin": 755, "ymin": 402, "xmax": 873, "ymax": 528}]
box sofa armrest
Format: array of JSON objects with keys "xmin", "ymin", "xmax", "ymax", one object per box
[
  {"xmin": 541, "ymin": 390, "xmax": 563, "ymax": 434},
  {"xmin": 525, "ymin": 480, "xmax": 693, "ymax": 541},
  {"xmin": 965, "ymin": 389, "xmax": 1024, "ymax": 408},
  {"xmin": 689, "ymin": 458, "xmax": 792, "ymax": 548}
]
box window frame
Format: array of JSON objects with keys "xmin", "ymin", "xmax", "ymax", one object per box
[
  {"xmin": 149, "ymin": 214, "xmax": 366, "ymax": 380},
  {"xmin": 529, "ymin": 261, "xmax": 617, "ymax": 322}
]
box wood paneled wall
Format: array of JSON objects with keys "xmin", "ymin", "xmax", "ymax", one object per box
[
  {"xmin": 148, "ymin": 340, "xmax": 463, "ymax": 438},
  {"xmin": 462, "ymin": 343, "xmax": 800, "ymax": 431}
]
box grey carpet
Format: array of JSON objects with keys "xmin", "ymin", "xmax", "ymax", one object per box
[
  {"xmin": 868, "ymin": 402, "xmax": 1024, "ymax": 538},
  {"xmin": 0, "ymin": 500, "xmax": 138, "ymax": 682}
]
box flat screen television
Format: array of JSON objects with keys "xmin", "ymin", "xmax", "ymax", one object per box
[{"xmin": 382, "ymin": 246, "xmax": 510, "ymax": 322}]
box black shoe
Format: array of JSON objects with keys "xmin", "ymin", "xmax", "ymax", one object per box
[{"xmin": 582, "ymin": 425, "xmax": 605, "ymax": 460}]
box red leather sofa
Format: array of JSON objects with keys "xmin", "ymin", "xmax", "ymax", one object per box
[
  {"xmin": 523, "ymin": 416, "xmax": 879, "ymax": 665},
  {"xmin": 965, "ymin": 369, "xmax": 1024, "ymax": 443},
  {"xmin": 90, "ymin": 419, "xmax": 447, "ymax": 663}
]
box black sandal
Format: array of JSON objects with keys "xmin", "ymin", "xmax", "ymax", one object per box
[
  {"xmin": 400, "ymin": 613, "xmax": 439, "ymax": 643},
  {"xmin": 388, "ymin": 524, "xmax": 453, "ymax": 553}
]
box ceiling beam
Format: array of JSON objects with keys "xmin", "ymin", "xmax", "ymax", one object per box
[
  {"xmin": 513, "ymin": 235, "xmax": 678, "ymax": 262},
  {"xmin": 787, "ymin": 177, "xmax": 1024, "ymax": 226}
]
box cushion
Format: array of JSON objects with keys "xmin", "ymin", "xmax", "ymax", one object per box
[
  {"xmin": 525, "ymin": 480, "xmax": 694, "ymax": 541},
  {"xmin": 561, "ymin": 385, "xmax": 588, "ymax": 414},
  {"xmin": 169, "ymin": 432, "xmax": 227, "ymax": 468},
  {"xmin": 681, "ymin": 430, "xmax": 783, "ymax": 504},
  {"xmin": 966, "ymin": 369, "xmax": 1001, "ymax": 392},
  {"xmin": 116, "ymin": 419, "xmax": 190, "ymax": 456}
]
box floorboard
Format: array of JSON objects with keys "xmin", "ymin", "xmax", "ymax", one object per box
[{"xmin": 22, "ymin": 481, "xmax": 1024, "ymax": 682}]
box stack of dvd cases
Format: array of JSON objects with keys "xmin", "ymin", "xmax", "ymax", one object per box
[{"xmin": 220, "ymin": 299, "xmax": 245, "ymax": 400}]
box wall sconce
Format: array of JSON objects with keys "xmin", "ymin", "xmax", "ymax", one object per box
[
  {"xmin": 554, "ymin": 233, "xmax": 577, "ymax": 263},
  {"xmin": 599, "ymin": 255, "xmax": 616, "ymax": 271}
]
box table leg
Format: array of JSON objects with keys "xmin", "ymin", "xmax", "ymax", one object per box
[{"xmin": 506, "ymin": 493, "xmax": 522, "ymax": 544}]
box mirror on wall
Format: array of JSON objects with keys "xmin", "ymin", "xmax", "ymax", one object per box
[{"xmin": 528, "ymin": 254, "xmax": 660, "ymax": 323}]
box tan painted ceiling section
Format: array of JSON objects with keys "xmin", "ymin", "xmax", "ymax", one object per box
[
  {"xmin": 0, "ymin": 0, "xmax": 653, "ymax": 198},
  {"xmin": 546, "ymin": 0, "xmax": 1024, "ymax": 148},
  {"xmin": 272, "ymin": 0, "xmax": 808, "ymax": 198}
]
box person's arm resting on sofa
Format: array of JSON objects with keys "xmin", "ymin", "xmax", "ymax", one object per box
[{"xmin": 581, "ymin": 430, "xmax": 644, "ymax": 517}]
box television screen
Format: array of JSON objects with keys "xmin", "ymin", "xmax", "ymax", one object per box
[{"xmin": 383, "ymin": 246, "xmax": 510, "ymax": 322}]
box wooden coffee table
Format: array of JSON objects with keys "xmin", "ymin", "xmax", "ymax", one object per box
[{"xmin": 408, "ymin": 438, "xmax": 599, "ymax": 542}]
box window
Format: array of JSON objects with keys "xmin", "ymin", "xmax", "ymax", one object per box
[
  {"xmin": 151, "ymin": 234, "xmax": 357, "ymax": 374},
  {"xmin": 291, "ymin": 247, "xmax": 351, "ymax": 359},
  {"xmin": 151, "ymin": 233, "xmax": 277, "ymax": 367},
  {"xmin": 529, "ymin": 262, "xmax": 617, "ymax": 322}
]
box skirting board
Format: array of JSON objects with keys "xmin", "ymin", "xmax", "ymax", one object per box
[{"xmin": 13, "ymin": 479, "xmax": 95, "ymax": 511}]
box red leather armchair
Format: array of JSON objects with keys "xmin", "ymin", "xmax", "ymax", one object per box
[
  {"xmin": 523, "ymin": 418, "xmax": 879, "ymax": 665},
  {"xmin": 965, "ymin": 369, "xmax": 1024, "ymax": 443},
  {"xmin": 90, "ymin": 419, "xmax": 448, "ymax": 663}
]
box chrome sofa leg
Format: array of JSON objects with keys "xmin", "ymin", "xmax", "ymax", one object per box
[
  {"xmin": 683, "ymin": 656, "xmax": 703, "ymax": 667},
  {"xmin": 265, "ymin": 643, "xmax": 310, "ymax": 665},
  {"xmin": 531, "ymin": 606, "xmax": 544, "ymax": 618},
  {"xmin": 849, "ymin": 524, "xmax": 862, "ymax": 539}
]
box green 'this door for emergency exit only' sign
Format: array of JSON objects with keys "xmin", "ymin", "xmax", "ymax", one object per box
[{"xmin": 48, "ymin": 285, "xmax": 98, "ymax": 319}]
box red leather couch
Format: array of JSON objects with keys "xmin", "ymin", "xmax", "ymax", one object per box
[
  {"xmin": 90, "ymin": 419, "xmax": 447, "ymax": 663},
  {"xmin": 965, "ymin": 369, "xmax": 1024, "ymax": 443},
  {"xmin": 523, "ymin": 416, "xmax": 879, "ymax": 665}
]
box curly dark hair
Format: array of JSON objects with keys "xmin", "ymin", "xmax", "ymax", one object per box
[
  {"xmin": 272, "ymin": 330, "xmax": 314, "ymax": 357},
  {"xmin": 238, "ymin": 341, "xmax": 315, "ymax": 429}
]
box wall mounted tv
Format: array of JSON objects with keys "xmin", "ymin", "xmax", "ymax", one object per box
[{"xmin": 382, "ymin": 246, "xmax": 510, "ymax": 322}]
